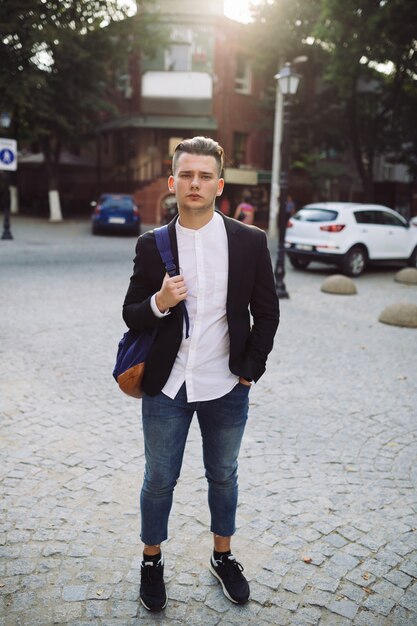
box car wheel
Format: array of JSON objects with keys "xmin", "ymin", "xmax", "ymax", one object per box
[
  {"xmin": 289, "ymin": 256, "xmax": 310, "ymax": 270},
  {"xmin": 407, "ymin": 246, "xmax": 417, "ymax": 268},
  {"xmin": 92, "ymin": 223, "xmax": 100, "ymax": 236},
  {"xmin": 341, "ymin": 246, "xmax": 367, "ymax": 276}
]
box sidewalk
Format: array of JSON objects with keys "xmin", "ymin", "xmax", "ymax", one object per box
[{"xmin": 1, "ymin": 217, "xmax": 417, "ymax": 625}]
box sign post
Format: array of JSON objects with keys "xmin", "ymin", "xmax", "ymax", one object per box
[
  {"xmin": 0, "ymin": 137, "xmax": 17, "ymax": 240},
  {"xmin": 0, "ymin": 138, "xmax": 17, "ymax": 172}
]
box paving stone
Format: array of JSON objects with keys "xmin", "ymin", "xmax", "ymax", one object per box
[
  {"xmin": 399, "ymin": 589, "xmax": 417, "ymax": 613},
  {"xmin": 255, "ymin": 568, "xmax": 282, "ymax": 589},
  {"xmin": 326, "ymin": 597, "xmax": 359, "ymax": 619},
  {"xmin": 353, "ymin": 609, "xmax": 386, "ymax": 626},
  {"xmin": 168, "ymin": 583, "xmax": 193, "ymax": 603},
  {"xmin": 345, "ymin": 566, "xmax": 377, "ymax": 587},
  {"xmin": 400, "ymin": 557, "xmax": 417, "ymax": 578},
  {"xmin": 294, "ymin": 606, "xmax": 322, "ymax": 625},
  {"xmin": 318, "ymin": 610, "xmax": 352, "ymax": 625},
  {"xmin": 303, "ymin": 588, "xmax": 334, "ymax": 608},
  {"xmin": 372, "ymin": 578, "xmax": 405, "ymax": 601},
  {"xmin": 256, "ymin": 605, "xmax": 294, "ymax": 625},
  {"xmin": 363, "ymin": 592, "xmax": 396, "ymax": 616},
  {"xmin": 329, "ymin": 552, "xmax": 360, "ymax": 572},
  {"xmin": 53, "ymin": 602, "xmax": 83, "ymax": 621},
  {"xmin": 360, "ymin": 558, "xmax": 391, "ymax": 577},
  {"xmin": 6, "ymin": 559, "xmax": 36, "ymax": 576},
  {"xmin": 384, "ymin": 569, "xmax": 413, "ymax": 589},
  {"xmin": 388, "ymin": 605, "xmax": 417, "ymax": 626},
  {"xmin": 62, "ymin": 584, "xmax": 88, "ymax": 601},
  {"xmin": 281, "ymin": 576, "xmax": 307, "ymax": 594},
  {"xmin": 109, "ymin": 600, "xmax": 139, "ymax": 618},
  {"xmin": 324, "ymin": 533, "xmax": 348, "ymax": 548},
  {"xmin": 271, "ymin": 590, "xmax": 300, "ymax": 611},
  {"xmin": 2, "ymin": 218, "xmax": 417, "ymax": 625}
]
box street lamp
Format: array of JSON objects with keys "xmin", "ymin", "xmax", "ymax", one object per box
[
  {"xmin": 268, "ymin": 75, "xmax": 283, "ymax": 239},
  {"xmin": 273, "ymin": 63, "xmax": 301, "ymax": 298},
  {"xmin": 1, "ymin": 111, "xmax": 14, "ymax": 240}
]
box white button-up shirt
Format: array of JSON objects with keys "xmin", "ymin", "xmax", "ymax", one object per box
[{"xmin": 151, "ymin": 212, "xmax": 238, "ymax": 401}]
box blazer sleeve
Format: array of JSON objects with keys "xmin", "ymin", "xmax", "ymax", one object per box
[
  {"xmin": 245, "ymin": 230, "xmax": 280, "ymax": 380},
  {"xmin": 122, "ymin": 233, "xmax": 166, "ymax": 332}
]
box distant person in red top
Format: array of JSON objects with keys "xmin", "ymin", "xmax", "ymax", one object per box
[
  {"xmin": 219, "ymin": 195, "xmax": 231, "ymax": 216},
  {"xmin": 233, "ymin": 191, "xmax": 256, "ymax": 225}
]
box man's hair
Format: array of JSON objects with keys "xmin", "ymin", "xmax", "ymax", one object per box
[{"xmin": 172, "ymin": 136, "xmax": 224, "ymax": 177}]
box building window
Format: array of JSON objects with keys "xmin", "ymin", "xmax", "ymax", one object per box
[
  {"xmin": 165, "ymin": 43, "xmax": 191, "ymax": 71},
  {"xmin": 232, "ymin": 132, "xmax": 248, "ymax": 166},
  {"xmin": 235, "ymin": 54, "xmax": 252, "ymax": 94}
]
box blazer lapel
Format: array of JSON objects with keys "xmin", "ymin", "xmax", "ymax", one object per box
[
  {"xmin": 167, "ymin": 215, "xmax": 180, "ymax": 270},
  {"xmin": 221, "ymin": 213, "xmax": 244, "ymax": 302},
  {"xmin": 166, "ymin": 216, "xmax": 184, "ymax": 333}
]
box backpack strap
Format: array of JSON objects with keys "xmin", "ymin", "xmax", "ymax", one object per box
[{"xmin": 154, "ymin": 225, "xmax": 190, "ymax": 338}]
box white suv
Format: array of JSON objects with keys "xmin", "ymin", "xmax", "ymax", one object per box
[{"xmin": 285, "ymin": 202, "xmax": 417, "ymax": 276}]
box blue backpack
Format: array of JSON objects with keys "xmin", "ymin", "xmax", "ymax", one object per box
[{"xmin": 113, "ymin": 225, "xmax": 189, "ymax": 398}]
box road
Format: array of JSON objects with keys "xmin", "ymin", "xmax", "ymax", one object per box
[{"xmin": 1, "ymin": 216, "xmax": 417, "ymax": 625}]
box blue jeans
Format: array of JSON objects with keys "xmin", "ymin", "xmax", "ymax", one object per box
[{"xmin": 140, "ymin": 382, "xmax": 249, "ymax": 545}]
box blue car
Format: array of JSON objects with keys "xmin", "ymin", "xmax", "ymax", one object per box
[{"xmin": 91, "ymin": 194, "xmax": 141, "ymax": 236}]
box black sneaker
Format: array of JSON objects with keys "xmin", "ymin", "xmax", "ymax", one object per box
[
  {"xmin": 140, "ymin": 554, "xmax": 167, "ymax": 612},
  {"xmin": 209, "ymin": 553, "xmax": 250, "ymax": 604}
]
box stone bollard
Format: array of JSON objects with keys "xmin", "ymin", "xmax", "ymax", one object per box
[
  {"xmin": 321, "ymin": 275, "xmax": 357, "ymax": 295},
  {"xmin": 379, "ymin": 302, "xmax": 417, "ymax": 328},
  {"xmin": 394, "ymin": 268, "xmax": 417, "ymax": 285}
]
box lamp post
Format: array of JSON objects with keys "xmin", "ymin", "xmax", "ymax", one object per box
[
  {"xmin": 273, "ymin": 63, "xmax": 301, "ymax": 298},
  {"xmin": 268, "ymin": 78, "xmax": 283, "ymax": 238},
  {"xmin": 1, "ymin": 111, "xmax": 14, "ymax": 240}
]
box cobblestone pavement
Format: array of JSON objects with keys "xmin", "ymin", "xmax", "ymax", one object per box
[{"xmin": 1, "ymin": 216, "xmax": 417, "ymax": 626}]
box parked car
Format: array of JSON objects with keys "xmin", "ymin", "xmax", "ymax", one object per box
[
  {"xmin": 285, "ymin": 202, "xmax": 417, "ymax": 276},
  {"xmin": 91, "ymin": 194, "xmax": 141, "ymax": 236}
]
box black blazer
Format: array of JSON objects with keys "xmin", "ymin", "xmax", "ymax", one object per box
[{"xmin": 122, "ymin": 212, "xmax": 280, "ymax": 396}]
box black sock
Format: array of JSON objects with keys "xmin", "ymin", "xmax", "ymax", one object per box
[
  {"xmin": 213, "ymin": 549, "xmax": 231, "ymax": 560},
  {"xmin": 143, "ymin": 551, "xmax": 161, "ymax": 563}
]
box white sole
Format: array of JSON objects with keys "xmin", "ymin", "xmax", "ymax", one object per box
[{"xmin": 140, "ymin": 595, "xmax": 167, "ymax": 612}]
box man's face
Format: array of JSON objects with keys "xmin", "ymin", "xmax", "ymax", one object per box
[{"xmin": 168, "ymin": 152, "xmax": 224, "ymax": 215}]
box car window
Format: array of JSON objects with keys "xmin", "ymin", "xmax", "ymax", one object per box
[
  {"xmin": 377, "ymin": 211, "xmax": 407, "ymax": 227},
  {"xmin": 102, "ymin": 199, "xmax": 133, "ymax": 209},
  {"xmin": 354, "ymin": 211, "xmax": 380, "ymax": 224},
  {"xmin": 294, "ymin": 208, "xmax": 338, "ymax": 222}
]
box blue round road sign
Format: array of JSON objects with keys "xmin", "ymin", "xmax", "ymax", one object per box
[{"xmin": 0, "ymin": 148, "xmax": 15, "ymax": 165}]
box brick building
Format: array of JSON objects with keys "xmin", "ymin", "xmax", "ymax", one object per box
[{"xmin": 96, "ymin": 0, "xmax": 272, "ymax": 225}]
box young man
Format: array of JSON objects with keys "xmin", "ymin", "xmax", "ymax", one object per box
[{"xmin": 122, "ymin": 137, "xmax": 279, "ymax": 612}]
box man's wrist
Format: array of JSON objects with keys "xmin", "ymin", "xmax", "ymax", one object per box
[
  {"xmin": 150, "ymin": 293, "xmax": 170, "ymax": 318},
  {"xmin": 155, "ymin": 292, "xmax": 169, "ymax": 314}
]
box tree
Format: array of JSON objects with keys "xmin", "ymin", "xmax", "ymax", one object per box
[
  {"xmin": 249, "ymin": 0, "xmax": 334, "ymax": 198},
  {"xmin": 250, "ymin": 0, "xmax": 417, "ymax": 201},
  {"xmin": 0, "ymin": 0, "xmax": 163, "ymax": 220},
  {"xmin": 315, "ymin": 0, "xmax": 417, "ymax": 199}
]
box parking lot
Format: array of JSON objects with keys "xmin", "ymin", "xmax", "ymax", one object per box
[{"xmin": 1, "ymin": 216, "xmax": 417, "ymax": 625}]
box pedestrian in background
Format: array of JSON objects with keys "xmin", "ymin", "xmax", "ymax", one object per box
[
  {"xmin": 285, "ymin": 194, "xmax": 296, "ymax": 216},
  {"xmin": 233, "ymin": 190, "xmax": 256, "ymax": 225},
  {"xmin": 122, "ymin": 136, "xmax": 279, "ymax": 612},
  {"xmin": 219, "ymin": 194, "xmax": 231, "ymax": 215}
]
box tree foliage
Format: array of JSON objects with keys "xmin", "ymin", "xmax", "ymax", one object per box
[
  {"xmin": 250, "ymin": 0, "xmax": 417, "ymax": 198},
  {"xmin": 0, "ymin": 0, "xmax": 163, "ymax": 211},
  {"xmin": 315, "ymin": 0, "xmax": 417, "ymax": 195}
]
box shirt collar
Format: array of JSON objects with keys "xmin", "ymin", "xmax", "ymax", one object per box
[{"xmin": 176, "ymin": 211, "xmax": 222, "ymax": 237}]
